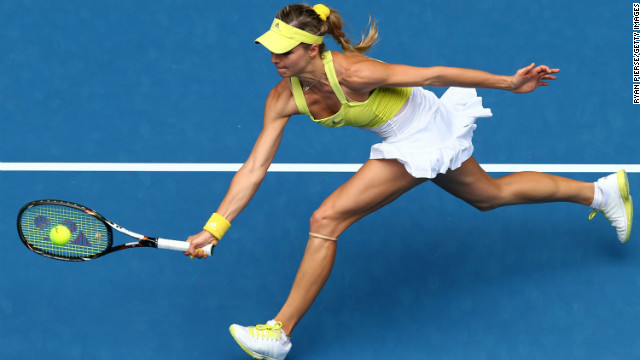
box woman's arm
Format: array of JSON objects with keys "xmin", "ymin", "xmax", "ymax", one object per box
[
  {"xmin": 340, "ymin": 54, "xmax": 559, "ymax": 94},
  {"xmin": 186, "ymin": 79, "xmax": 299, "ymax": 256}
]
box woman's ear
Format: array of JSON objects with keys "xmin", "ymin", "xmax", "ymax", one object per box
[{"xmin": 309, "ymin": 44, "xmax": 320, "ymax": 58}]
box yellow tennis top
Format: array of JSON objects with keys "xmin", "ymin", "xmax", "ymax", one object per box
[{"xmin": 290, "ymin": 51, "xmax": 412, "ymax": 128}]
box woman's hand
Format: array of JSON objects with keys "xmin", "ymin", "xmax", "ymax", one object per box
[
  {"xmin": 511, "ymin": 63, "xmax": 560, "ymax": 93},
  {"xmin": 185, "ymin": 230, "xmax": 218, "ymax": 259}
]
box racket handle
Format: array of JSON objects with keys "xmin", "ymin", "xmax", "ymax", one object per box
[{"xmin": 157, "ymin": 239, "xmax": 213, "ymax": 256}]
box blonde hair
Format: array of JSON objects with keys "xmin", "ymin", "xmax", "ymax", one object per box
[{"xmin": 276, "ymin": 4, "xmax": 378, "ymax": 53}]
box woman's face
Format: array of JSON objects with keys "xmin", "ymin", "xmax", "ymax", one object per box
[{"xmin": 270, "ymin": 44, "xmax": 314, "ymax": 78}]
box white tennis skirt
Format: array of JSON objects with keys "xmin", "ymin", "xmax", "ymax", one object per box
[{"xmin": 368, "ymin": 87, "xmax": 492, "ymax": 178}]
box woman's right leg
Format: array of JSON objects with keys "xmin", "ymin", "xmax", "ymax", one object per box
[
  {"xmin": 229, "ymin": 159, "xmax": 425, "ymax": 360},
  {"xmin": 273, "ymin": 159, "xmax": 426, "ymax": 335}
]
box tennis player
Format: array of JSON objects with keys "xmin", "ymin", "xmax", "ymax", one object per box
[{"xmin": 186, "ymin": 4, "xmax": 633, "ymax": 359}]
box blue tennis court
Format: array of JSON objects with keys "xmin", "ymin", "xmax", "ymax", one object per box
[{"xmin": 1, "ymin": 1, "xmax": 639, "ymax": 359}]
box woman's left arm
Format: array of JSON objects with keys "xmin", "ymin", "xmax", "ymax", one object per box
[{"xmin": 345, "ymin": 57, "xmax": 559, "ymax": 94}]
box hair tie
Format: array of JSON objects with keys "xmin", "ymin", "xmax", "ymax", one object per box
[{"xmin": 313, "ymin": 4, "xmax": 330, "ymax": 21}]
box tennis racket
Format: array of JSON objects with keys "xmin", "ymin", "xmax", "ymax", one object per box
[{"xmin": 17, "ymin": 199, "xmax": 212, "ymax": 261}]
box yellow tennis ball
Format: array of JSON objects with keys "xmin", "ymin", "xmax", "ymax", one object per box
[{"xmin": 50, "ymin": 225, "xmax": 71, "ymax": 246}]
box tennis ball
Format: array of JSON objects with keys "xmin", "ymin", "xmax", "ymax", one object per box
[{"xmin": 50, "ymin": 225, "xmax": 71, "ymax": 246}]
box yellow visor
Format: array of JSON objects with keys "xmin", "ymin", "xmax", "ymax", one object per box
[{"xmin": 255, "ymin": 19, "xmax": 324, "ymax": 54}]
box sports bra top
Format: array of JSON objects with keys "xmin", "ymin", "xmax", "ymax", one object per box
[{"xmin": 290, "ymin": 51, "xmax": 412, "ymax": 128}]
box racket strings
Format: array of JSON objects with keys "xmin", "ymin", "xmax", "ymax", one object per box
[{"xmin": 20, "ymin": 205, "xmax": 110, "ymax": 259}]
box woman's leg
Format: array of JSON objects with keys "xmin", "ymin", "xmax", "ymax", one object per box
[
  {"xmin": 432, "ymin": 157, "xmax": 595, "ymax": 210},
  {"xmin": 274, "ymin": 159, "xmax": 427, "ymax": 335},
  {"xmin": 274, "ymin": 156, "xmax": 596, "ymax": 335}
]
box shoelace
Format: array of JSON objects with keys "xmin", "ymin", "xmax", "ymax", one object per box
[
  {"xmin": 248, "ymin": 322, "xmax": 283, "ymax": 341},
  {"xmin": 589, "ymin": 209, "xmax": 611, "ymax": 222}
]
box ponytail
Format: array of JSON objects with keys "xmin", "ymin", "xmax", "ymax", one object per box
[
  {"xmin": 324, "ymin": 9, "xmax": 378, "ymax": 53},
  {"xmin": 276, "ymin": 4, "xmax": 379, "ymax": 53}
]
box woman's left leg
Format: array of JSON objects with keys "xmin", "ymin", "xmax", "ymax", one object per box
[
  {"xmin": 432, "ymin": 156, "xmax": 595, "ymax": 210},
  {"xmin": 434, "ymin": 157, "xmax": 632, "ymax": 243}
]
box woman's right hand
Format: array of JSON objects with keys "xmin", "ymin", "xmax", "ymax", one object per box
[{"xmin": 185, "ymin": 230, "xmax": 218, "ymax": 259}]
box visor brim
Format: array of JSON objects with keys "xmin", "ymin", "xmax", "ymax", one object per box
[{"xmin": 255, "ymin": 30, "xmax": 300, "ymax": 54}]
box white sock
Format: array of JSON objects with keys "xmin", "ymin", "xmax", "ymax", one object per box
[{"xmin": 591, "ymin": 179, "xmax": 611, "ymax": 209}]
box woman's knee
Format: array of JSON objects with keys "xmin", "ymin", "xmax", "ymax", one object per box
[
  {"xmin": 309, "ymin": 202, "xmax": 348, "ymax": 239},
  {"xmin": 310, "ymin": 205, "xmax": 335, "ymax": 232},
  {"xmin": 469, "ymin": 198, "xmax": 500, "ymax": 212},
  {"xmin": 465, "ymin": 184, "xmax": 507, "ymax": 212},
  {"xmin": 465, "ymin": 177, "xmax": 520, "ymax": 211}
]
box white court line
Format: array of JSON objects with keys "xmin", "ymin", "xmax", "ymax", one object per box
[{"xmin": 1, "ymin": 162, "xmax": 640, "ymax": 173}]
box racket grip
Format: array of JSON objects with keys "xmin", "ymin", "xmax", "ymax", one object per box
[{"xmin": 157, "ymin": 239, "xmax": 213, "ymax": 256}]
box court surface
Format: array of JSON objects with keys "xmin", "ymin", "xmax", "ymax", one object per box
[{"xmin": 1, "ymin": 1, "xmax": 639, "ymax": 359}]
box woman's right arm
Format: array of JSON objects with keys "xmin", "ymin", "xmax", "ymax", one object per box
[{"xmin": 186, "ymin": 79, "xmax": 299, "ymax": 257}]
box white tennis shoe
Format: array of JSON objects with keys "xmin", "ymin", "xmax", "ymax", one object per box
[
  {"xmin": 229, "ymin": 320, "xmax": 292, "ymax": 360},
  {"xmin": 589, "ymin": 170, "xmax": 633, "ymax": 243}
]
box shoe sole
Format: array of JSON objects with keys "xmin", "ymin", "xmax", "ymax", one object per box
[
  {"xmin": 617, "ymin": 170, "xmax": 633, "ymax": 243},
  {"xmin": 229, "ymin": 325, "xmax": 277, "ymax": 360}
]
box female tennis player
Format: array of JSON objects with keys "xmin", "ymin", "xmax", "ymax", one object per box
[{"xmin": 186, "ymin": 4, "xmax": 633, "ymax": 359}]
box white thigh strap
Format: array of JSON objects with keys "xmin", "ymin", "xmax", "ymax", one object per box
[{"xmin": 309, "ymin": 232, "xmax": 338, "ymax": 241}]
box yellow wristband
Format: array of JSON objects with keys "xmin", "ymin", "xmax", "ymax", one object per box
[{"xmin": 203, "ymin": 213, "xmax": 231, "ymax": 240}]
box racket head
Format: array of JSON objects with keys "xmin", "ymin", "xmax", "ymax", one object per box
[{"xmin": 17, "ymin": 200, "xmax": 113, "ymax": 261}]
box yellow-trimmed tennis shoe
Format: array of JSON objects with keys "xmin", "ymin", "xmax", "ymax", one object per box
[
  {"xmin": 229, "ymin": 320, "xmax": 292, "ymax": 360},
  {"xmin": 589, "ymin": 170, "xmax": 633, "ymax": 243}
]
